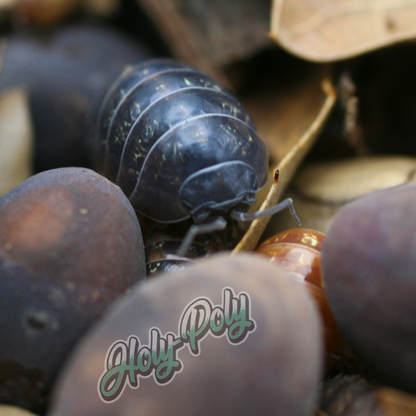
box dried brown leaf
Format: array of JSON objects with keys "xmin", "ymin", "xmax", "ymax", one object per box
[
  {"xmin": 233, "ymin": 71, "xmax": 336, "ymax": 252},
  {"xmin": 243, "ymin": 65, "xmax": 333, "ymax": 163},
  {"xmin": 267, "ymin": 155, "xmax": 416, "ymax": 235},
  {"xmin": 136, "ymin": 0, "xmax": 272, "ymax": 79},
  {"xmin": 270, "ymin": 0, "xmax": 416, "ymax": 62}
]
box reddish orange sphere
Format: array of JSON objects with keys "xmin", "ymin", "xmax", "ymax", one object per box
[{"xmin": 256, "ymin": 228, "xmax": 343, "ymax": 371}]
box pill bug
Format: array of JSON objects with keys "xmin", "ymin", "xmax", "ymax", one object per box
[
  {"xmin": 93, "ymin": 59, "xmax": 299, "ymax": 237},
  {"xmin": 256, "ymin": 228, "xmax": 344, "ymax": 371}
]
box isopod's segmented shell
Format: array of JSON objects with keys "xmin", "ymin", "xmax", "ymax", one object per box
[
  {"xmin": 95, "ymin": 59, "xmax": 268, "ymax": 222},
  {"xmin": 94, "ymin": 60, "xmax": 190, "ymax": 169}
]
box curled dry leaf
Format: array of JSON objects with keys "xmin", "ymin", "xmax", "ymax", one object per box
[
  {"xmin": 270, "ymin": 0, "xmax": 416, "ymax": 62},
  {"xmin": 233, "ymin": 67, "xmax": 336, "ymax": 252},
  {"xmin": 0, "ymin": 88, "xmax": 33, "ymax": 198},
  {"xmin": 267, "ymin": 155, "xmax": 416, "ymax": 234}
]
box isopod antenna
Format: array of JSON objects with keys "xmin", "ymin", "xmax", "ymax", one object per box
[
  {"xmin": 176, "ymin": 217, "xmax": 227, "ymax": 258},
  {"xmin": 230, "ymin": 197, "xmax": 301, "ymax": 225}
]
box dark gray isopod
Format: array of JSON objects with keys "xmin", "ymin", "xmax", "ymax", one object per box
[{"xmin": 94, "ymin": 59, "xmax": 269, "ymax": 224}]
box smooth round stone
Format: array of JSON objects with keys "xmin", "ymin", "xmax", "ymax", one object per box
[
  {"xmin": 322, "ymin": 184, "xmax": 416, "ymax": 393},
  {"xmin": 49, "ymin": 254, "xmax": 323, "ymax": 416},
  {"xmin": 0, "ymin": 168, "xmax": 146, "ymax": 412}
]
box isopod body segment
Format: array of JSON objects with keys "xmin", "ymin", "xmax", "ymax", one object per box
[{"xmin": 94, "ymin": 59, "xmax": 268, "ymax": 224}]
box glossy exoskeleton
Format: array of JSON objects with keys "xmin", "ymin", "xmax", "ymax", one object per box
[
  {"xmin": 256, "ymin": 229, "xmax": 344, "ymax": 371},
  {"xmin": 93, "ymin": 59, "xmax": 270, "ymax": 224}
]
